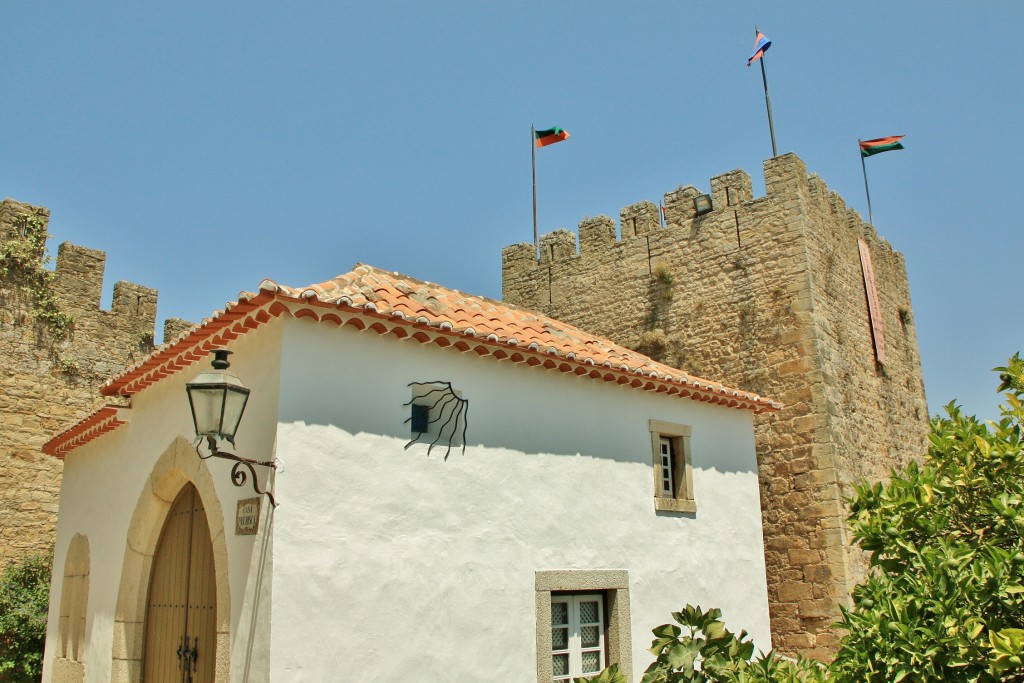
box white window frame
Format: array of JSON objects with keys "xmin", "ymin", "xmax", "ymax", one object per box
[
  {"xmin": 536, "ymin": 570, "xmax": 632, "ymax": 683},
  {"xmin": 649, "ymin": 420, "xmax": 695, "ymax": 513},
  {"xmin": 658, "ymin": 436, "xmax": 675, "ymax": 497},
  {"xmin": 551, "ymin": 594, "xmax": 606, "ymax": 681}
]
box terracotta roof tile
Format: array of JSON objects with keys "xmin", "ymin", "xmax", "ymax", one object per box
[{"xmin": 265, "ymin": 264, "xmax": 777, "ymax": 405}]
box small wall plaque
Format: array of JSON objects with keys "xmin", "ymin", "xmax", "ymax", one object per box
[{"xmin": 235, "ymin": 496, "xmax": 261, "ymax": 535}]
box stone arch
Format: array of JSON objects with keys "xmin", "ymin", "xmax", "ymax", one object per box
[
  {"xmin": 111, "ymin": 436, "xmax": 231, "ymax": 682},
  {"xmin": 52, "ymin": 533, "xmax": 90, "ymax": 683}
]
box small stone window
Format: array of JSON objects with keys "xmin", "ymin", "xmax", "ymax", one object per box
[
  {"xmin": 649, "ymin": 419, "xmax": 695, "ymax": 513},
  {"xmin": 405, "ymin": 381, "xmax": 468, "ymax": 459}
]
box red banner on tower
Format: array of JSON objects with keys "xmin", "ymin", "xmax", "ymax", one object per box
[{"xmin": 858, "ymin": 239, "xmax": 886, "ymax": 365}]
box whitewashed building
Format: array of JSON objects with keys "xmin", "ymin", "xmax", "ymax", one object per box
[{"xmin": 41, "ymin": 264, "xmax": 779, "ymax": 683}]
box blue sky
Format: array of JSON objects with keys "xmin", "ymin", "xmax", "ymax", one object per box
[{"xmin": 2, "ymin": 2, "xmax": 1020, "ymax": 421}]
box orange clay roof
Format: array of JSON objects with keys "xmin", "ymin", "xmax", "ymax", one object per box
[{"xmin": 43, "ymin": 264, "xmax": 780, "ymax": 458}]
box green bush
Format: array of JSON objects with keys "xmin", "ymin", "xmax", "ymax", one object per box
[
  {"xmin": 0, "ymin": 554, "xmax": 51, "ymax": 682},
  {"xmin": 832, "ymin": 353, "xmax": 1024, "ymax": 681}
]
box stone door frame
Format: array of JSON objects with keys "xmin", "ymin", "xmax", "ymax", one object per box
[{"xmin": 111, "ymin": 436, "xmax": 231, "ymax": 682}]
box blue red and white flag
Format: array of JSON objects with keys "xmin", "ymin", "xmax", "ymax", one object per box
[{"xmin": 747, "ymin": 32, "xmax": 771, "ymax": 66}]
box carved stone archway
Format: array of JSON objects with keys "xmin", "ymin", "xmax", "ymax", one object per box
[{"xmin": 110, "ymin": 436, "xmax": 231, "ymax": 682}]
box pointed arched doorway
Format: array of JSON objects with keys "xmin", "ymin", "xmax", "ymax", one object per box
[{"xmin": 142, "ymin": 483, "xmax": 217, "ymax": 683}]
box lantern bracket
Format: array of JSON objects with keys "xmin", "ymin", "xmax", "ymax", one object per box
[{"xmin": 196, "ymin": 436, "xmax": 278, "ymax": 508}]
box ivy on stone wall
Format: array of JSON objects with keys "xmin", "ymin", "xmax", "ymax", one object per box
[
  {"xmin": 635, "ymin": 265, "xmax": 702, "ymax": 373},
  {"xmin": 0, "ymin": 213, "xmax": 74, "ymax": 342}
]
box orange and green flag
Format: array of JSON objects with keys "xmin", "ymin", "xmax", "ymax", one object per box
[
  {"xmin": 859, "ymin": 135, "xmax": 905, "ymax": 157},
  {"xmin": 534, "ymin": 126, "xmax": 570, "ymax": 148}
]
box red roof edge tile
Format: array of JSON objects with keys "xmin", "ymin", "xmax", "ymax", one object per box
[{"xmin": 42, "ymin": 405, "xmax": 129, "ymax": 459}]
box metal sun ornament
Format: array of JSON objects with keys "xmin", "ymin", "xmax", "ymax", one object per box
[
  {"xmin": 186, "ymin": 349, "xmax": 278, "ymax": 507},
  {"xmin": 403, "ymin": 381, "xmax": 469, "ymax": 460}
]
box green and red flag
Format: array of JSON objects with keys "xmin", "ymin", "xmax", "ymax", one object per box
[
  {"xmin": 535, "ymin": 126, "xmax": 570, "ymax": 148},
  {"xmin": 859, "ymin": 135, "xmax": 905, "ymax": 157}
]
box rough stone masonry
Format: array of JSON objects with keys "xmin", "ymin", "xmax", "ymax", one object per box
[
  {"xmin": 502, "ymin": 153, "xmax": 929, "ymax": 659},
  {"xmin": 0, "ymin": 199, "xmax": 188, "ymax": 571}
]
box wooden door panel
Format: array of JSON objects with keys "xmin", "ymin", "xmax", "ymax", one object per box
[
  {"xmin": 187, "ymin": 492, "xmax": 216, "ymax": 683},
  {"xmin": 144, "ymin": 487, "xmax": 192, "ymax": 682},
  {"xmin": 143, "ymin": 484, "xmax": 218, "ymax": 683}
]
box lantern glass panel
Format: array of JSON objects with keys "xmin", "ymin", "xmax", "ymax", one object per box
[
  {"xmin": 220, "ymin": 385, "xmax": 250, "ymax": 440},
  {"xmin": 187, "ymin": 370, "xmax": 250, "ymax": 440}
]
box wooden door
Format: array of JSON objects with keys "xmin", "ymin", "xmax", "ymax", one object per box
[{"xmin": 143, "ymin": 484, "xmax": 217, "ymax": 683}]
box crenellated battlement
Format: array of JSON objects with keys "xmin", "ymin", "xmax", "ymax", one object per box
[
  {"xmin": 0, "ymin": 199, "xmax": 160, "ymax": 343},
  {"xmin": 0, "ymin": 199, "xmax": 50, "ymax": 244},
  {"xmin": 503, "ymin": 153, "xmax": 899, "ymax": 277},
  {"xmin": 501, "ymin": 152, "xmax": 928, "ymax": 659},
  {"xmin": 619, "ymin": 200, "xmax": 660, "ymax": 239},
  {"xmin": 0, "ymin": 197, "xmax": 190, "ymax": 572},
  {"xmin": 54, "ymin": 243, "xmax": 107, "ymax": 311},
  {"xmin": 52, "ymin": 241, "xmax": 159, "ymax": 339}
]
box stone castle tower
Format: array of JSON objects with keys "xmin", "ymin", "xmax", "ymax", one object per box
[
  {"xmin": 0, "ymin": 199, "xmax": 189, "ymax": 570},
  {"xmin": 502, "ymin": 153, "xmax": 929, "ymax": 657}
]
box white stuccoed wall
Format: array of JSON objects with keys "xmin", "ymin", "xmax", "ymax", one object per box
[
  {"xmin": 270, "ymin": 317, "xmax": 771, "ymax": 682},
  {"xmin": 41, "ymin": 320, "xmax": 284, "ymax": 683},
  {"xmin": 41, "ymin": 311, "xmax": 772, "ymax": 683}
]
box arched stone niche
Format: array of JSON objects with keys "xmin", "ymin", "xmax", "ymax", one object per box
[{"xmin": 52, "ymin": 533, "xmax": 90, "ymax": 683}]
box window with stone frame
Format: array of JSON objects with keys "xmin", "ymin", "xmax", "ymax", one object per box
[
  {"xmin": 535, "ymin": 570, "xmax": 632, "ymax": 683},
  {"xmin": 649, "ymin": 419, "xmax": 695, "ymax": 513}
]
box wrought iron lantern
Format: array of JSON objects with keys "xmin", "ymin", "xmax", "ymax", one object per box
[
  {"xmin": 186, "ymin": 350, "xmax": 250, "ymax": 445},
  {"xmin": 186, "ymin": 349, "xmax": 277, "ymax": 506}
]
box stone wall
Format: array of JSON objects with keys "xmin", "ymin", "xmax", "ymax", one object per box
[
  {"xmin": 0, "ymin": 198, "xmax": 188, "ymax": 571},
  {"xmin": 501, "ymin": 153, "xmax": 929, "ymax": 658}
]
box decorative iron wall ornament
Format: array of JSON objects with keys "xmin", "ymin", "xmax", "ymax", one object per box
[{"xmin": 403, "ymin": 381, "xmax": 469, "ymax": 460}]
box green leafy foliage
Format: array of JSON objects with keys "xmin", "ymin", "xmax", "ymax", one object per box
[
  {"xmin": 576, "ymin": 605, "xmax": 826, "ymax": 683},
  {"xmin": 640, "ymin": 605, "xmax": 755, "ymax": 682},
  {"xmin": 0, "ymin": 212, "xmax": 74, "ymax": 342},
  {"xmin": 0, "ymin": 554, "xmax": 51, "ymax": 682},
  {"xmin": 832, "ymin": 353, "xmax": 1024, "ymax": 682},
  {"xmin": 575, "ymin": 663, "xmax": 628, "ymax": 683}
]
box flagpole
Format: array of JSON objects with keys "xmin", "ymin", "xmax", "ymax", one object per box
[
  {"xmin": 859, "ymin": 140, "xmax": 874, "ymax": 225},
  {"xmin": 755, "ymin": 25, "xmax": 778, "ymax": 158},
  {"xmin": 531, "ymin": 125, "xmax": 539, "ymax": 261}
]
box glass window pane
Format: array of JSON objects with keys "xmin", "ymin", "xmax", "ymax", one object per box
[
  {"xmin": 552, "ymin": 601, "xmax": 568, "ymax": 626},
  {"xmin": 582, "ymin": 650, "xmax": 601, "ymax": 674},
  {"xmin": 579, "ymin": 600, "xmax": 598, "ymax": 624},
  {"xmin": 581, "ymin": 625, "xmax": 599, "ymax": 648},
  {"xmin": 552, "ymin": 627, "xmax": 568, "ymax": 650},
  {"xmin": 552, "ymin": 653, "xmax": 569, "ymax": 677}
]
